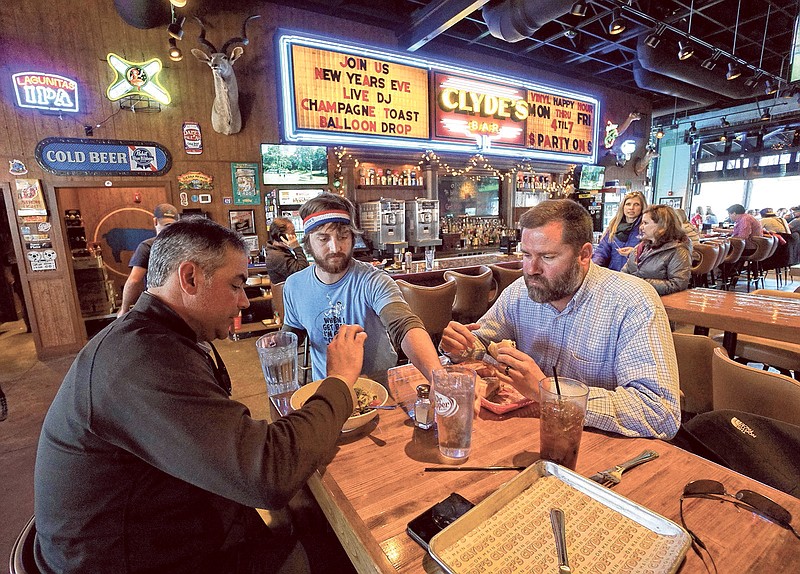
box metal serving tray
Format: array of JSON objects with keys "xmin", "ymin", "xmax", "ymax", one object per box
[{"xmin": 429, "ymin": 460, "xmax": 691, "ymax": 574}]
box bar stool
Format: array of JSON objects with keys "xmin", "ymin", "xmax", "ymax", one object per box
[
  {"xmin": 689, "ymin": 243, "xmax": 719, "ymax": 288},
  {"xmin": 9, "ymin": 516, "xmax": 38, "ymax": 574},
  {"xmin": 719, "ymin": 237, "xmax": 745, "ymax": 290},
  {"xmin": 396, "ymin": 278, "xmax": 456, "ymax": 347},
  {"xmin": 443, "ymin": 265, "xmax": 493, "ymax": 324},
  {"xmin": 741, "ymin": 236, "xmax": 774, "ymax": 292},
  {"xmin": 488, "ymin": 262, "xmax": 523, "ymax": 305}
]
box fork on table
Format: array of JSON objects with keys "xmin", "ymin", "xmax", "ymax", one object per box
[{"xmin": 588, "ymin": 450, "xmax": 659, "ymax": 487}]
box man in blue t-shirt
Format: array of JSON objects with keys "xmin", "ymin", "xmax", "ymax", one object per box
[
  {"xmin": 282, "ymin": 193, "xmax": 441, "ymax": 384},
  {"xmin": 118, "ymin": 203, "xmax": 178, "ymax": 315}
]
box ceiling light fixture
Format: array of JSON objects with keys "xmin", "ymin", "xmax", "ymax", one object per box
[
  {"xmin": 168, "ymin": 15, "xmax": 185, "ymax": 40},
  {"xmin": 656, "ymin": 127, "xmax": 664, "ymax": 139},
  {"xmin": 727, "ymin": 0, "xmax": 742, "ymax": 81},
  {"xmin": 608, "ymin": 10, "xmax": 625, "ymax": 35},
  {"xmin": 168, "ymin": 38, "xmax": 183, "ymax": 62},
  {"xmin": 726, "ymin": 62, "xmax": 741, "ymax": 81},
  {"xmin": 765, "ymin": 79, "xmax": 778, "ymax": 95},
  {"xmin": 700, "ymin": 55, "xmax": 717, "ymax": 70},
  {"xmin": 564, "ymin": 28, "xmax": 578, "ymax": 39},
  {"xmin": 570, "ymin": 2, "xmax": 588, "ymax": 17},
  {"xmin": 644, "ymin": 30, "xmax": 661, "ymax": 49},
  {"xmin": 744, "ymin": 74, "xmax": 762, "ymax": 88},
  {"xmin": 678, "ymin": 40, "xmax": 694, "ymax": 60},
  {"xmin": 169, "ymin": 0, "xmax": 187, "ymax": 7},
  {"xmin": 760, "ymin": 107, "xmax": 771, "ymax": 121},
  {"xmin": 720, "ymin": 117, "xmax": 730, "ymax": 128},
  {"xmin": 689, "ymin": 121, "xmax": 697, "ymax": 135},
  {"xmin": 720, "ymin": 132, "xmax": 727, "ymax": 142}
]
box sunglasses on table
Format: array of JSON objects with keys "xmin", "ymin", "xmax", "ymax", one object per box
[{"xmin": 679, "ymin": 479, "xmax": 800, "ymax": 573}]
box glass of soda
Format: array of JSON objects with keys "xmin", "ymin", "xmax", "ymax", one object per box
[{"xmin": 538, "ymin": 377, "xmax": 589, "ymax": 470}]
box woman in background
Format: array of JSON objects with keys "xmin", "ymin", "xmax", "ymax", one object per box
[
  {"xmin": 622, "ymin": 205, "xmax": 691, "ymax": 296},
  {"xmin": 592, "ymin": 191, "xmax": 647, "ymax": 271},
  {"xmin": 691, "ymin": 206, "xmax": 704, "ymax": 228},
  {"xmin": 704, "ymin": 207, "xmax": 718, "ymax": 226}
]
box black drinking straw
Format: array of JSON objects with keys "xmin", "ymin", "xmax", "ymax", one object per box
[{"xmin": 553, "ymin": 365, "xmax": 561, "ymax": 395}]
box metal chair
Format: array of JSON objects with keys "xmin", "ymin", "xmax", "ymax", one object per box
[
  {"xmin": 270, "ymin": 282, "xmax": 311, "ymax": 384},
  {"xmin": 689, "ymin": 243, "xmax": 719, "ymax": 288},
  {"xmin": 9, "ymin": 516, "xmax": 39, "ymax": 574},
  {"xmin": 712, "ymin": 346, "xmax": 800, "ymax": 426},
  {"xmin": 672, "ymin": 332, "xmax": 721, "ymax": 415},
  {"xmin": 396, "ymin": 278, "xmax": 456, "ymax": 347},
  {"xmin": 488, "ymin": 262, "xmax": 523, "ymax": 305},
  {"xmin": 443, "ymin": 265, "xmax": 493, "ymax": 324}
]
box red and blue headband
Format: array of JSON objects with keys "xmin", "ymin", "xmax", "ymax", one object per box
[{"xmin": 302, "ymin": 209, "xmax": 352, "ymax": 234}]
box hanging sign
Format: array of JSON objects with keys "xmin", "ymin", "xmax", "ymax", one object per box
[
  {"xmin": 288, "ymin": 44, "xmax": 429, "ymax": 139},
  {"xmin": 525, "ymin": 91, "xmax": 595, "ymax": 157},
  {"xmin": 35, "ymin": 137, "xmax": 172, "ymax": 176},
  {"xmin": 106, "ymin": 53, "xmax": 170, "ymax": 105},
  {"xmin": 12, "ymin": 72, "xmax": 79, "ymax": 113}
]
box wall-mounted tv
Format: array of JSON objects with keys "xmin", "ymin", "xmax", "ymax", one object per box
[
  {"xmin": 576, "ymin": 165, "xmax": 605, "ymax": 190},
  {"xmin": 438, "ymin": 176, "xmax": 500, "ymax": 217},
  {"xmin": 261, "ymin": 144, "xmax": 328, "ymax": 185}
]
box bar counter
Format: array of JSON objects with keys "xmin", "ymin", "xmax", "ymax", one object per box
[{"xmin": 385, "ymin": 252, "xmax": 522, "ymax": 285}]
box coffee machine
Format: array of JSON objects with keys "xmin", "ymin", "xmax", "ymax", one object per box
[{"xmin": 359, "ymin": 199, "xmax": 407, "ymax": 262}]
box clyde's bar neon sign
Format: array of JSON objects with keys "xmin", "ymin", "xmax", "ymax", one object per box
[
  {"xmin": 277, "ymin": 31, "xmax": 599, "ymax": 164},
  {"xmin": 13, "ymin": 72, "xmax": 79, "ymax": 113}
]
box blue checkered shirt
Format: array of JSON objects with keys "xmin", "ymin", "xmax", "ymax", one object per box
[{"xmin": 476, "ymin": 263, "xmax": 680, "ymax": 439}]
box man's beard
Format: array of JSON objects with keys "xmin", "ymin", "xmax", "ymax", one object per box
[
  {"xmin": 312, "ymin": 247, "xmax": 353, "ymax": 274},
  {"xmin": 524, "ymin": 259, "xmax": 583, "ymax": 304}
]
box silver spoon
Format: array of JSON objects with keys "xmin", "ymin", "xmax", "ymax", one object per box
[{"xmin": 550, "ymin": 508, "xmax": 571, "ymax": 574}]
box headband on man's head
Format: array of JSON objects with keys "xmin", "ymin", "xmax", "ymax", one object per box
[{"xmin": 303, "ymin": 209, "xmax": 352, "ymax": 234}]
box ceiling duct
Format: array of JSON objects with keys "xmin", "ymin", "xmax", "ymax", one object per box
[
  {"xmin": 482, "ymin": 0, "xmax": 575, "ymax": 43},
  {"xmin": 113, "ymin": 0, "xmax": 170, "ymax": 29},
  {"xmin": 637, "ymin": 35, "xmax": 760, "ymax": 101},
  {"xmin": 632, "ymin": 64, "xmax": 718, "ymax": 107}
]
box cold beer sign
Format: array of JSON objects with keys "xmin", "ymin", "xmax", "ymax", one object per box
[{"xmin": 12, "ymin": 72, "xmax": 79, "ymax": 113}]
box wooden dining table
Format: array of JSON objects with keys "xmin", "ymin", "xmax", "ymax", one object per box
[
  {"xmin": 661, "ymin": 287, "xmax": 800, "ymax": 357},
  {"xmin": 270, "ymin": 363, "xmax": 800, "ymax": 573}
]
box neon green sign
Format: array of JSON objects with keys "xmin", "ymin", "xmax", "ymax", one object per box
[{"xmin": 106, "ymin": 53, "xmax": 170, "ymax": 105}]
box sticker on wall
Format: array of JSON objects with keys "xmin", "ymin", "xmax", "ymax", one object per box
[
  {"xmin": 223, "ymin": 196, "xmax": 232, "ymax": 205},
  {"xmin": 37, "ymin": 222, "xmax": 52, "ymax": 233},
  {"xmin": 183, "ymin": 122, "xmax": 203, "ymax": 154},
  {"xmin": 198, "ymin": 194, "xmax": 212, "ymax": 204},
  {"xmin": 191, "ymin": 195, "xmax": 199, "ymax": 203},
  {"xmin": 26, "ymin": 249, "xmax": 57, "ymax": 272},
  {"xmin": 179, "ymin": 192, "xmax": 189, "ymax": 206},
  {"xmin": 15, "ymin": 179, "xmax": 47, "ymax": 216},
  {"xmin": 9, "ymin": 159, "xmax": 28, "ymax": 175},
  {"xmin": 177, "ymin": 171, "xmax": 213, "ymax": 191}
]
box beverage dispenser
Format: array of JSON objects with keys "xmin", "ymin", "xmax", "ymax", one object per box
[
  {"xmin": 359, "ymin": 199, "xmax": 407, "ymax": 260},
  {"xmin": 405, "ymin": 199, "xmax": 442, "ymax": 249}
]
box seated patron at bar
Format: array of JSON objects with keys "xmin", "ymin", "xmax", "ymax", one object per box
[
  {"xmin": 282, "ymin": 192, "xmax": 442, "ymax": 384},
  {"xmin": 726, "ymin": 203, "xmax": 763, "ymax": 252},
  {"xmin": 441, "ymin": 199, "xmax": 681, "ymax": 439},
  {"xmin": 263, "ymin": 217, "xmax": 309, "ymax": 284},
  {"xmin": 34, "ymin": 218, "xmax": 367, "ymax": 574},
  {"xmin": 621, "ymin": 205, "xmax": 691, "ymax": 296}
]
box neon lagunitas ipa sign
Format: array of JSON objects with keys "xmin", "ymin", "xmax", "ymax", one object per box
[{"xmin": 12, "ymin": 72, "xmax": 79, "ymax": 113}]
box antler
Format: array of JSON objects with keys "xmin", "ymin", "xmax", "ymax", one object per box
[
  {"xmin": 221, "ymin": 15, "xmax": 261, "ymax": 55},
  {"xmin": 193, "ymin": 16, "xmax": 218, "ymax": 54}
]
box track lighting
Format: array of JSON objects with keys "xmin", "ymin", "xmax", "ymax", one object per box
[
  {"xmin": 644, "ymin": 30, "xmax": 661, "ymax": 49},
  {"xmin": 656, "ymin": 127, "xmax": 664, "ymax": 139},
  {"xmin": 678, "ymin": 40, "xmax": 694, "ymax": 61},
  {"xmin": 168, "ymin": 16, "xmax": 185, "ymax": 40},
  {"xmin": 699, "ymin": 57, "xmax": 716, "ymax": 70},
  {"xmin": 765, "ymin": 79, "xmax": 778, "ymax": 95},
  {"xmin": 168, "ymin": 38, "xmax": 183, "ymax": 62},
  {"xmin": 688, "ymin": 121, "xmax": 697, "ymax": 135},
  {"xmin": 570, "ymin": 2, "xmax": 588, "ymax": 17},
  {"xmin": 608, "ymin": 10, "xmax": 625, "ymax": 35},
  {"xmin": 720, "ymin": 132, "xmax": 727, "ymax": 142},
  {"xmin": 720, "ymin": 117, "xmax": 730, "ymax": 128},
  {"xmin": 726, "ymin": 62, "xmax": 741, "ymax": 81},
  {"xmin": 169, "ymin": 0, "xmax": 187, "ymax": 7},
  {"xmin": 760, "ymin": 107, "xmax": 771, "ymax": 121},
  {"xmin": 744, "ymin": 75, "xmax": 761, "ymax": 88},
  {"xmin": 564, "ymin": 28, "xmax": 578, "ymax": 39}
]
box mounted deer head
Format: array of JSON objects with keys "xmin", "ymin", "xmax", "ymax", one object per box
[{"xmin": 191, "ymin": 15, "xmax": 261, "ymax": 135}]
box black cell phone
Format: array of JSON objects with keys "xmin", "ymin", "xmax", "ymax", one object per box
[{"xmin": 406, "ymin": 492, "xmax": 474, "ymax": 550}]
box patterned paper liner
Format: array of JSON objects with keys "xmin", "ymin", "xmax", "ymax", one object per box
[{"xmin": 432, "ymin": 471, "xmax": 689, "ymax": 574}]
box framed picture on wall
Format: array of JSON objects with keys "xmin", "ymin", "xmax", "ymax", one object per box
[
  {"xmin": 659, "ymin": 197, "xmax": 683, "ymax": 210},
  {"xmin": 242, "ymin": 234, "xmax": 259, "ymax": 253},
  {"xmin": 229, "ymin": 209, "xmax": 255, "ymax": 234}
]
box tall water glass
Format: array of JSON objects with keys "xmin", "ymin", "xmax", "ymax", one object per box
[
  {"xmin": 538, "ymin": 377, "xmax": 588, "ymax": 470},
  {"xmin": 256, "ymin": 332, "xmax": 299, "ymax": 396},
  {"xmin": 432, "ymin": 366, "xmax": 476, "ymax": 459}
]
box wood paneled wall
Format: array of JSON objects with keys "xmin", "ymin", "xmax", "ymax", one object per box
[{"xmin": 0, "ymin": 1, "xmax": 651, "ymax": 357}]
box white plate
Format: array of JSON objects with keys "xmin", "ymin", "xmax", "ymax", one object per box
[{"xmin": 290, "ymin": 377, "xmax": 388, "ymax": 432}]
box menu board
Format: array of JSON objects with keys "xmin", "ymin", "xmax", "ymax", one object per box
[
  {"xmin": 526, "ymin": 91, "xmax": 595, "ymax": 158},
  {"xmin": 290, "ymin": 45, "xmax": 429, "ymax": 139}
]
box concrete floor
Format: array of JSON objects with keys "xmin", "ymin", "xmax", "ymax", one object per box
[{"xmin": 0, "ymin": 320, "xmax": 354, "ymax": 574}]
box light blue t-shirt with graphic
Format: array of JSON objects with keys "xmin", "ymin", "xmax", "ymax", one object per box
[{"xmin": 283, "ymin": 260, "xmax": 403, "ymax": 382}]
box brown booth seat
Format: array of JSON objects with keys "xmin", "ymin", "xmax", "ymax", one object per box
[
  {"xmin": 443, "ymin": 265, "xmax": 493, "ymax": 324},
  {"xmin": 488, "ymin": 262, "xmax": 523, "ymax": 304},
  {"xmin": 711, "ymin": 347, "xmax": 800, "ymax": 427},
  {"xmin": 672, "ymin": 332, "xmax": 721, "ymax": 415},
  {"xmin": 396, "ymin": 278, "xmax": 457, "ymax": 347}
]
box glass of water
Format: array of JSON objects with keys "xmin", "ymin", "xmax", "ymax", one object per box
[{"xmin": 256, "ymin": 332, "xmax": 299, "ymax": 396}]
